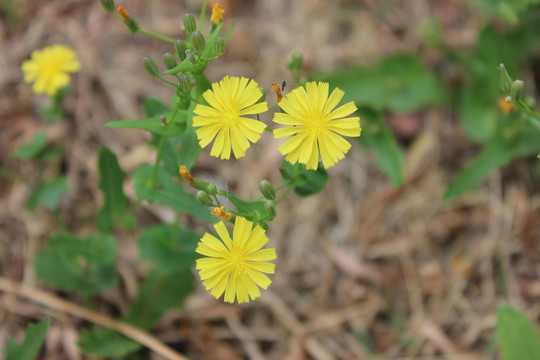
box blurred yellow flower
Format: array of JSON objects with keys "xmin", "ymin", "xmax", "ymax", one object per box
[
  {"xmin": 211, "ymin": 3, "xmax": 224, "ymax": 26},
  {"xmin": 21, "ymin": 44, "xmax": 80, "ymax": 96},
  {"xmin": 273, "ymin": 81, "xmax": 361, "ymax": 170},
  {"xmin": 195, "ymin": 217, "xmax": 276, "ymax": 304},
  {"xmin": 193, "ymin": 76, "xmax": 267, "ymax": 160}
]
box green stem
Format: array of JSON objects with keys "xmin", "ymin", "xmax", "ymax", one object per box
[
  {"xmin": 200, "ymin": 0, "xmax": 207, "ymax": 32},
  {"xmin": 150, "ymin": 136, "xmax": 167, "ymax": 187},
  {"xmin": 138, "ymin": 28, "xmax": 176, "ymax": 43},
  {"xmin": 157, "ymin": 76, "xmax": 178, "ymax": 87},
  {"xmin": 275, "ymin": 186, "xmax": 294, "ymax": 205},
  {"xmin": 264, "ymin": 128, "xmax": 273, "ymax": 133}
]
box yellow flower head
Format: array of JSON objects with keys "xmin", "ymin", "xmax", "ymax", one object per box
[
  {"xmin": 196, "ymin": 217, "xmax": 277, "ymax": 304},
  {"xmin": 211, "ymin": 3, "xmax": 224, "ymax": 26},
  {"xmin": 193, "ymin": 76, "xmax": 268, "ymax": 160},
  {"xmin": 273, "ymin": 81, "xmax": 361, "ymax": 170},
  {"xmin": 21, "ymin": 44, "xmax": 80, "ymax": 96}
]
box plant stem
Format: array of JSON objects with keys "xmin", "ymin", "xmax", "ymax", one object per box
[
  {"xmin": 138, "ymin": 28, "xmax": 176, "ymax": 43},
  {"xmin": 275, "ymin": 186, "xmax": 294, "ymax": 205},
  {"xmin": 200, "ymin": 0, "xmax": 207, "ymax": 32}
]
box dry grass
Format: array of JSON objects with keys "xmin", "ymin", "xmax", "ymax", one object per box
[{"xmin": 1, "ymin": 0, "xmax": 540, "ymax": 359}]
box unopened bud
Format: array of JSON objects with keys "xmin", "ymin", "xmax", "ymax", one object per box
[
  {"xmin": 179, "ymin": 165, "xmax": 194, "ymax": 183},
  {"xmin": 162, "ymin": 52, "xmax": 177, "ymax": 70},
  {"xmin": 214, "ymin": 36, "xmax": 225, "ymax": 56},
  {"xmin": 264, "ymin": 200, "xmax": 277, "ymax": 220},
  {"xmin": 286, "ymin": 52, "xmax": 303, "ymax": 72},
  {"xmin": 183, "ymin": 14, "xmax": 197, "ymax": 37},
  {"xmin": 207, "ymin": 183, "xmax": 217, "ymax": 196},
  {"xmin": 257, "ymin": 87, "xmax": 267, "ymax": 104},
  {"xmin": 180, "ymin": 74, "xmax": 194, "ymax": 92},
  {"xmin": 117, "ymin": 6, "xmax": 139, "ymax": 33},
  {"xmin": 197, "ymin": 191, "xmax": 214, "ymax": 207},
  {"xmin": 511, "ymin": 80, "xmax": 524, "ymax": 102},
  {"xmin": 100, "ymin": 0, "xmax": 115, "ymax": 12},
  {"xmin": 185, "ymin": 49, "xmax": 196, "ymax": 64},
  {"xmin": 259, "ymin": 180, "xmax": 276, "ymax": 200},
  {"xmin": 174, "ymin": 40, "xmax": 188, "ymax": 61},
  {"xmin": 142, "ymin": 56, "xmax": 159, "ymax": 77},
  {"xmin": 498, "ymin": 64, "xmax": 513, "ymax": 93},
  {"xmin": 191, "ymin": 31, "xmax": 206, "ymax": 54}
]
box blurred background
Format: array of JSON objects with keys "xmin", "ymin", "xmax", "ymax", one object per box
[{"xmin": 2, "ymin": 0, "xmax": 540, "ymax": 359}]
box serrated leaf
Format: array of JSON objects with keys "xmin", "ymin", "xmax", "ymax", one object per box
[
  {"xmin": 317, "ymin": 53, "xmax": 444, "ymax": 113},
  {"xmin": 357, "ymin": 107, "xmax": 405, "ymax": 186},
  {"xmin": 279, "ymin": 161, "xmax": 329, "ymax": 196},
  {"xmin": 34, "ymin": 232, "xmax": 118, "ymax": 294},
  {"xmin": 125, "ymin": 270, "xmax": 195, "ymax": 329},
  {"xmin": 176, "ymin": 107, "xmax": 201, "ymax": 170},
  {"xmin": 78, "ymin": 328, "xmax": 141, "ymax": 357},
  {"xmin": 97, "ymin": 146, "xmax": 129, "ymax": 232},
  {"xmin": 6, "ymin": 318, "xmax": 50, "ymax": 360},
  {"xmin": 497, "ymin": 305, "xmax": 540, "ymax": 360},
  {"xmin": 138, "ymin": 225, "xmax": 199, "ymax": 274},
  {"xmin": 13, "ymin": 132, "xmax": 47, "ymax": 160},
  {"xmin": 227, "ymin": 194, "xmax": 267, "ymax": 225},
  {"xmin": 132, "ymin": 165, "xmax": 215, "ymax": 223},
  {"xmin": 26, "ymin": 177, "xmax": 69, "ymax": 210}
]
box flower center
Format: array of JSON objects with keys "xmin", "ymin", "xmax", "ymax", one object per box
[{"xmin": 40, "ymin": 58, "xmax": 63, "ymax": 79}]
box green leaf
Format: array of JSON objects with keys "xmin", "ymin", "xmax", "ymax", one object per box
[
  {"xmin": 444, "ymin": 129, "xmax": 540, "ymax": 200},
  {"xmin": 357, "ymin": 107, "xmax": 405, "ymax": 186},
  {"xmin": 317, "ymin": 53, "xmax": 444, "ymax": 113},
  {"xmin": 97, "ymin": 146, "xmax": 130, "ymax": 232},
  {"xmin": 176, "ymin": 106, "xmax": 201, "ymax": 170},
  {"xmin": 34, "ymin": 232, "xmax": 118, "ymax": 294},
  {"xmin": 161, "ymin": 138, "xmax": 181, "ymax": 175},
  {"xmin": 227, "ymin": 194, "xmax": 267, "ymax": 225},
  {"xmin": 132, "ymin": 165, "xmax": 216, "ymax": 223},
  {"xmin": 6, "ymin": 318, "xmax": 50, "ymax": 360},
  {"xmin": 125, "ymin": 270, "xmax": 195, "ymax": 329},
  {"xmin": 13, "ymin": 132, "xmax": 47, "ymax": 160},
  {"xmin": 106, "ymin": 113, "xmax": 186, "ymax": 137},
  {"xmin": 497, "ymin": 305, "xmax": 540, "ymax": 360},
  {"xmin": 78, "ymin": 328, "xmax": 141, "ymax": 357},
  {"xmin": 142, "ymin": 97, "xmax": 169, "ymax": 117},
  {"xmin": 26, "ymin": 177, "xmax": 69, "ymax": 210},
  {"xmin": 279, "ymin": 161, "xmax": 329, "ymax": 196},
  {"xmin": 39, "ymin": 145, "xmax": 64, "ymax": 162},
  {"xmin": 138, "ymin": 225, "xmax": 199, "ymax": 274},
  {"xmin": 458, "ymin": 81, "xmax": 498, "ymax": 142}
]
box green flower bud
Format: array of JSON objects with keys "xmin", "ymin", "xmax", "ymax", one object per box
[
  {"xmin": 264, "ymin": 200, "xmax": 277, "ymax": 220},
  {"xmin": 257, "ymin": 87, "xmax": 267, "ymax": 104},
  {"xmin": 259, "ymin": 180, "xmax": 276, "ymax": 200},
  {"xmin": 511, "ymin": 80, "xmax": 524, "ymax": 102},
  {"xmin": 185, "ymin": 49, "xmax": 196, "ymax": 64},
  {"xmin": 180, "ymin": 74, "xmax": 194, "ymax": 92},
  {"xmin": 499, "ymin": 64, "xmax": 513, "ymax": 93},
  {"xmin": 174, "ymin": 40, "xmax": 188, "ymax": 61},
  {"xmin": 207, "ymin": 183, "xmax": 217, "ymax": 196},
  {"xmin": 197, "ymin": 190, "xmax": 214, "ymax": 207},
  {"xmin": 191, "ymin": 31, "xmax": 206, "ymax": 54},
  {"xmin": 142, "ymin": 56, "xmax": 159, "ymax": 77},
  {"xmin": 183, "ymin": 14, "xmax": 197, "ymax": 37},
  {"xmin": 214, "ymin": 36, "xmax": 225, "ymax": 56},
  {"xmin": 162, "ymin": 52, "xmax": 177, "ymax": 70},
  {"xmin": 100, "ymin": 0, "xmax": 115, "ymax": 12},
  {"xmin": 286, "ymin": 52, "xmax": 303, "ymax": 71}
]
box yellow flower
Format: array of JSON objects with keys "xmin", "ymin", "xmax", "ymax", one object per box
[
  {"xmin": 193, "ymin": 76, "xmax": 268, "ymax": 160},
  {"xmin": 195, "ymin": 217, "xmax": 277, "ymax": 304},
  {"xmin": 21, "ymin": 44, "xmax": 80, "ymax": 96},
  {"xmin": 273, "ymin": 81, "xmax": 361, "ymax": 170},
  {"xmin": 211, "ymin": 3, "xmax": 224, "ymax": 26}
]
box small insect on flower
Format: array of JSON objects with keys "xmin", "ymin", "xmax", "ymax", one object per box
[
  {"xmin": 193, "ymin": 76, "xmax": 268, "ymax": 160},
  {"xmin": 196, "ymin": 217, "xmax": 277, "ymax": 304},
  {"xmin": 273, "ymin": 81, "xmax": 361, "ymax": 170},
  {"xmin": 21, "ymin": 44, "xmax": 80, "ymax": 96}
]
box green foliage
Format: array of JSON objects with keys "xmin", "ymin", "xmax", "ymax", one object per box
[
  {"xmin": 132, "ymin": 165, "xmax": 216, "ymax": 223},
  {"xmin": 6, "ymin": 318, "xmax": 50, "ymax": 360},
  {"xmin": 97, "ymin": 146, "xmax": 134, "ymax": 231},
  {"xmin": 357, "ymin": 107, "xmax": 405, "ymax": 186},
  {"xmin": 317, "ymin": 53, "xmax": 445, "ymax": 113},
  {"xmin": 497, "ymin": 305, "xmax": 540, "ymax": 360},
  {"xmin": 106, "ymin": 114, "xmax": 186, "ymax": 136},
  {"xmin": 26, "ymin": 177, "xmax": 69, "ymax": 210},
  {"xmin": 13, "ymin": 132, "xmax": 47, "ymax": 160},
  {"xmin": 138, "ymin": 225, "xmax": 199, "ymax": 274},
  {"xmin": 279, "ymin": 161, "xmax": 329, "ymax": 196},
  {"xmin": 78, "ymin": 328, "xmax": 141, "ymax": 357},
  {"xmin": 227, "ymin": 194, "xmax": 268, "ymax": 226},
  {"xmin": 34, "ymin": 232, "xmax": 118, "ymax": 294}
]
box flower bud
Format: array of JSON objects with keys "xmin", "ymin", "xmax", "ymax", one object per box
[
  {"xmin": 118, "ymin": 6, "xmax": 140, "ymax": 33},
  {"xmin": 259, "ymin": 180, "xmax": 276, "ymax": 200},
  {"xmin": 264, "ymin": 200, "xmax": 276, "ymax": 220},
  {"xmin": 174, "ymin": 40, "xmax": 188, "ymax": 61},
  {"xmin": 257, "ymin": 87, "xmax": 267, "ymax": 104},
  {"xmin": 511, "ymin": 80, "xmax": 524, "ymax": 102},
  {"xmin": 185, "ymin": 49, "xmax": 196, "ymax": 64},
  {"xmin": 191, "ymin": 31, "xmax": 206, "ymax": 54},
  {"xmin": 207, "ymin": 183, "xmax": 217, "ymax": 196},
  {"xmin": 498, "ymin": 64, "xmax": 513, "ymax": 93},
  {"xmin": 183, "ymin": 14, "xmax": 197, "ymax": 37},
  {"xmin": 100, "ymin": 0, "xmax": 115, "ymax": 12},
  {"xmin": 142, "ymin": 56, "xmax": 159, "ymax": 77},
  {"xmin": 197, "ymin": 190, "xmax": 214, "ymax": 207},
  {"xmin": 180, "ymin": 74, "xmax": 194, "ymax": 92},
  {"xmin": 162, "ymin": 52, "xmax": 177, "ymax": 70},
  {"xmin": 286, "ymin": 52, "xmax": 303, "ymax": 71},
  {"xmin": 214, "ymin": 36, "xmax": 225, "ymax": 56}
]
